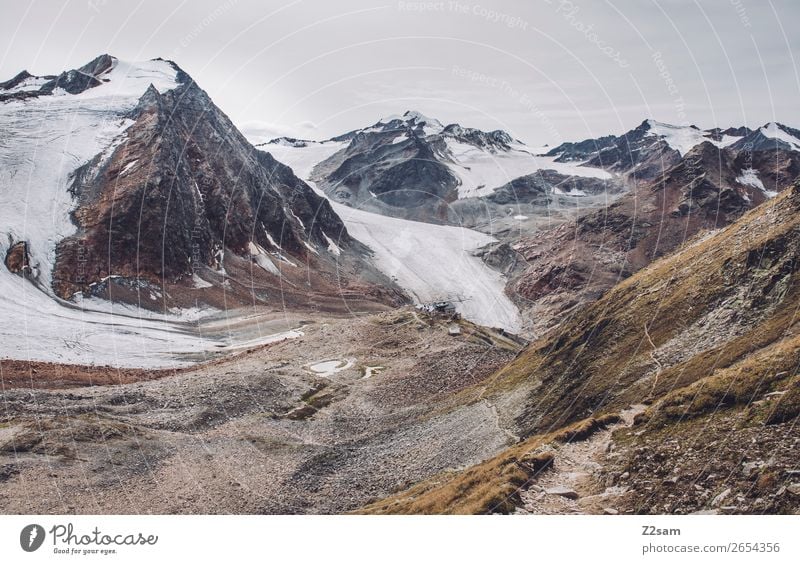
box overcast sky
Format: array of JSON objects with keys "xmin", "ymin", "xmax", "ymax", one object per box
[{"xmin": 1, "ymin": 0, "xmax": 798, "ymax": 145}]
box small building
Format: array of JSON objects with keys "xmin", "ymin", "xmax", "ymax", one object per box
[
  {"xmin": 433, "ymin": 301, "xmax": 457, "ymax": 315},
  {"xmin": 416, "ymin": 300, "xmax": 460, "ymax": 320},
  {"xmin": 448, "ymin": 324, "xmax": 461, "ymax": 336}
]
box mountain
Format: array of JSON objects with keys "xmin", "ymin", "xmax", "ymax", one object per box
[
  {"xmin": 258, "ymin": 120, "xmax": 526, "ymax": 332},
  {"xmin": 359, "ymin": 179, "xmax": 800, "ymax": 515},
  {"xmin": 255, "ymin": 115, "xmax": 800, "ymax": 340},
  {"xmin": 264, "ymin": 110, "xmax": 624, "ymax": 228},
  {"xmin": 731, "ymin": 122, "xmax": 800, "ymax": 152},
  {"xmin": 0, "ymin": 55, "xmax": 404, "ymax": 367},
  {"xmin": 545, "ymin": 120, "xmax": 750, "ymax": 178},
  {"xmin": 506, "ymin": 119, "xmax": 800, "ymax": 337}
]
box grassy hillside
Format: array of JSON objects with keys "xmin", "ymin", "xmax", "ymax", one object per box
[{"xmin": 358, "ymin": 181, "xmax": 800, "ymax": 514}]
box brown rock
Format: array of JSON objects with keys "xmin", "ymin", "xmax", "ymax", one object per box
[
  {"xmin": 545, "ymin": 486, "xmax": 579, "ymax": 500},
  {"xmin": 4, "ymin": 241, "xmax": 29, "ymax": 275}
]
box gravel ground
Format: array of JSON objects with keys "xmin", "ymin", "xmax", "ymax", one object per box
[{"xmin": 0, "ymin": 308, "xmax": 523, "ymax": 514}]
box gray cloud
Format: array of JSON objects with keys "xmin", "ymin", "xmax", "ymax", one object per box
[{"xmin": 1, "ymin": 0, "xmax": 797, "ymax": 144}]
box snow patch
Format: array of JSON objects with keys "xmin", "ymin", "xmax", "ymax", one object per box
[
  {"xmin": 736, "ymin": 168, "xmax": 777, "ymax": 198},
  {"xmin": 445, "ymin": 139, "xmax": 611, "ymax": 199},
  {"xmin": 256, "ymin": 140, "xmax": 347, "ymax": 180},
  {"xmin": 322, "ymin": 231, "xmax": 341, "ymax": 256},
  {"xmin": 120, "ymin": 159, "xmax": 139, "ymax": 175},
  {"xmin": 1, "ymin": 75, "xmax": 49, "ymax": 93},
  {"xmin": 248, "ymin": 241, "xmax": 281, "ymax": 276},
  {"xmin": 303, "ymin": 241, "xmax": 320, "ymax": 255},
  {"xmin": 760, "ymin": 122, "xmax": 800, "ymax": 151},
  {"xmin": 646, "ymin": 120, "xmax": 707, "ymax": 156},
  {"xmin": 333, "ymin": 203, "xmax": 522, "ymax": 332},
  {"xmin": 645, "ymin": 120, "xmax": 747, "ymax": 155},
  {"xmin": 307, "ymin": 358, "xmax": 355, "ymax": 377},
  {"xmin": 192, "ymin": 273, "xmax": 213, "ymax": 289}
]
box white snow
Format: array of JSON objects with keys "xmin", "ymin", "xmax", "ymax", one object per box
[
  {"xmin": 760, "ymin": 122, "xmax": 800, "ymax": 151},
  {"xmin": 248, "ymin": 241, "xmax": 281, "ymax": 276},
  {"xmin": 258, "ymin": 139, "xmax": 346, "ymax": 180},
  {"xmin": 303, "ymin": 241, "xmax": 320, "ymax": 255},
  {"xmin": 221, "ymin": 328, "xmax": 304, "ymax": 352},
  {"xmin": 645, "ymin": 120, "xmax": 709, "ymax": 156},
  {"xmin": 0, "ymin": 58, "xmax": 264, "ymax": 369},
  {"xmin": 0, "ymin": 263, "xmax": 230, "ymax": 368},
  {"xmin": 120, "ymin": 159, "xmax": 139, "ymax": 175},
  {"xmin": 307, "ymin": 358, "xmax": 355, "ymax": 377},
  {"xmin": 333, "ymin": 203, "xmax": 522, "ymax": 332},
  {"xmin": 378, "ymin": 111, "xmax": 444, "ymax": 135},
  {"xmin": 289, "ymin": 208, "xmax": 306, "ymax": 231},
  {"xmin": 1, "ymin": 75, "xmax": 49, "ymax": 94},
  {"xmin": 0, "ymin": 56, "xmax": 178, "ymax": 291},
  {"xmin": 257, "ymin": 139, "xmax": 524, "ymax": 332},
  {"xmin": 736, "ymin": 167, "xmax": 777, "ymax": 198},
  {"xmin": 192, "ymin": 273, "xmax": 213, "ymax": 289},
  {"xmin": 645, "ymin": 120, "xmax": 747, "ymax": 156},
  {"xmin": 552, "ymin": 186, "xmax": 587, "ymax": 197},
  {"xmin": 716, "ymin": 134, "xmax": 742, "ymax": 148},
  {"xmin": 445, "ymin": 139, "xmax": 611, "ymax": 199},
  {"xmin": 322, "ymin": 231, "xmax": 341, "ymax": 256}
]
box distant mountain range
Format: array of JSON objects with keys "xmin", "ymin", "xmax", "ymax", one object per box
[{"xmin": 2, "ymin": 53, "xmax": 799, "ymax": 358}]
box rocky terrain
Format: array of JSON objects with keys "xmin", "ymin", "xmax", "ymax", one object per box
[
  {"xmin": 299, "ymin": 110, "xmax": 625, "ymax": 230},
  {"xmin": 358, "ymin": 180, "xmax": 800, "ymax": 515},
  {"xmin": 506, "ymin": 120, "xmax": 800, "ymax": 338},
  {"xmin": 2, "ymin": 54, "xmax": 799, "ymax": 517},
  {"xmin": 0, "ymin": 309, "xmax": 524, "ymax": 514}
]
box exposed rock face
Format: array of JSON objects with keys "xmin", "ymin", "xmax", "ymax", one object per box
[
  {"xmin": 321, "ymin": 127, "xmax": 458, "ymax": 220},
  {"xmin": 508, "ymin": 122, "xmax": 800, "ymax": 338},
  {"xmin": 545, "ymin": 134, "xmax": 617, "ymax": 162},
  {"xmin": 50, "ymin": 61, "xmax": 373, "ymax": 300},
  {"xmin": 546, "ymin": 120, "xmax": 682, "ymax": 178},
  {"xmin": 40, "ymin": 54, "xmax": 115, "ymax": 95},
  {"xmin": 4, "ymin": 241, "xmax": 30, "ymax": 276},
  {"xmin": 310, "ymin": 111, "xmax": 624, "ymax": 228},
  {"xmin": 731, "ymin": 122, "xmax": 800, "ymax": 152},
  {"xmin": 0, "ymin": 70, "xmax": 33, "ymax": 90},
  {"xmin": 0, "ymin": 54, "xmax": 403, "ymax": 310},
  {"xmin": 0, "ymin": 54, "xmax": 111, "ymax": 102},
  {"xmin": 446, "ymin": 169, "xmax": 625, "ymax": 232}
]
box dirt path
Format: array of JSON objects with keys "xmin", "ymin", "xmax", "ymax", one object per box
[{"xmin": 517, "ymin": 405, "xmax": 646, "ymax": 515}]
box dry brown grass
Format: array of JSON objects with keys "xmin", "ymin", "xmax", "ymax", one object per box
[
  {"xmin": 359, "ymin": 183, "xmax": 800, "ymax": 515},
  {"xmin": 644, "ymin": 333, "xmax": 800, "ymax": 425},
  {"xmin": 356, "ymin": 413, "xmax": 617, "ymax": 515},
  {"xmin": 475, "ymin": 184, "xmax": 800, "ymax": 436}
]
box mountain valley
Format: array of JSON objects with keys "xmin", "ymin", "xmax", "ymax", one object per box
[{"xmin": 1, "ymin": 55, "xmax": 799, "ymax": 516}]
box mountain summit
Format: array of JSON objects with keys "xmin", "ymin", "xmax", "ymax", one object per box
[{"xmin": 0, "ymin": 54, "xmax": 404, "ymax": 365}]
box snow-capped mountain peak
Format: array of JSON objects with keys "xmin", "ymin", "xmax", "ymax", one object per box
[
  {"xmin": 0, "ymin": 54, "xmax": 181, "ymax": 291},
  {"xmin": 0, "ymin": 54, "xmax": 179, "ymax": 102},
  {"xmin": 643, "ymin": 119, "xmax": 741, "ymax": 155},
  {"xmin": 375, "ymin": 110, "xmax": 445, "ymax": 135},
  {"xmin": 759, "ymin": 122, "xmax": 800, "ymax": 151}
]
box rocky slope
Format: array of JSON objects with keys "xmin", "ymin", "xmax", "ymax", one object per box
[
  {"xmin": 508, "ymin": 120, "xmax": 800, "ymax": 338},
  {"xmin": 0, "ymin": 309, "xmax": 525, "ymax": 514},
  {"xmin": 281, "ymin": 110, "xmax": 622, "ymax": 228},
  {"xmin": 358, "ymin": 179, "xmax": 800, "ymax": 515},
  {"xmin": 1, "ymin": 55, "xmax": 402, "ymax": 310},
  {"xmin": 0, "ymin": 55, "xmax": 405, "ymax": 368}
]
